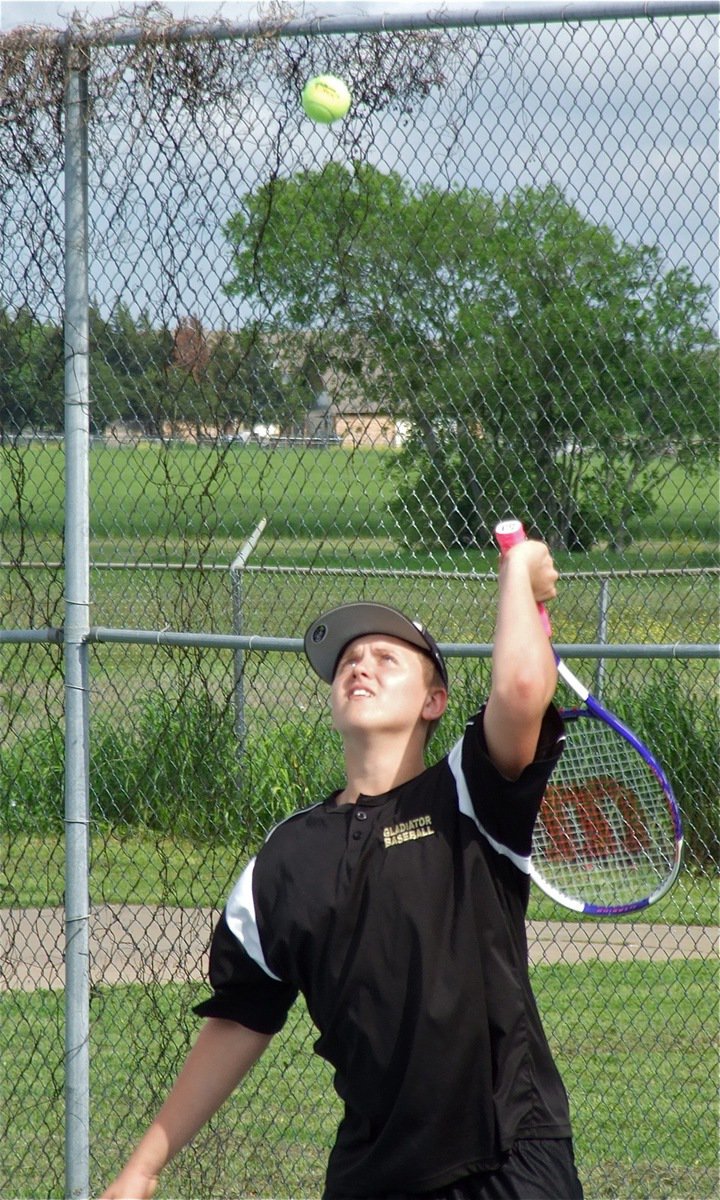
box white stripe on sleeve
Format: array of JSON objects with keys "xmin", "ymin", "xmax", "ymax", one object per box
[
  {"xmin": 447, "ymin": 738, "xmax": 532, "ymax": 875},
  {"xmin": 225, "ymin": 859, "xmax": 282, "ymax": 981}
]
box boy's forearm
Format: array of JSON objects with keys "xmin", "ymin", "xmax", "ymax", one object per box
[
  {"xmin": 138, "ymin": 1019, "xmax": 270, "ymax": 1164},
  {"xmin": 102, "ymin": 1019, "xmax": 271, "ymax": 1196},
  {"xmin": 492, "ymin": 548, "xmax": 557, "ymax": 708},
  {"xmin": 484, "ymin": 540, "xmax": 558, "ymax": 778}
]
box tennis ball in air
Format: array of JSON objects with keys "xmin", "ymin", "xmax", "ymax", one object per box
[{"xmin": 301, "ymin": 74, "xmax": 352, "ymax": 124}]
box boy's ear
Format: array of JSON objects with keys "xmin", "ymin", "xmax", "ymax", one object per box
[{"xmin": 423, "ymin": 687, "xmax": 448, "ymax": 722}]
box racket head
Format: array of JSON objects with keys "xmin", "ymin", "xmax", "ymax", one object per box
[{"xmin": 531, "ymin": 707, "xmax": 684, "ymax": 916}]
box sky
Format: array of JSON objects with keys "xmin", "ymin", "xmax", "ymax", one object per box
[
  {"xmin": 1, "ymin": 0, "xmax": 717, "ymax": 328},
  {"xmin": 1, "ymin": 0, "xmax": 441, "ymax": 31},
  {"xmin": 0, "ymin": 1, "xmax": 256, "ymax": 29}
]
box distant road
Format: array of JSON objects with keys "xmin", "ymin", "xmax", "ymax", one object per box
[{"xmin": 1, "ymin": 905, "xmax": 716, "ymax": 993}]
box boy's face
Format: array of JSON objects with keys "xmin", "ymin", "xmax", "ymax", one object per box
[{"xmin": 330, "ymin": 634, "xmax": 446, "ymax": 740}]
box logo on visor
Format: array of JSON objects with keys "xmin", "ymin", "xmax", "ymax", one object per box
[{"xmin": 311, "ymin": 624, "xmax": 328, "ymax": 643}]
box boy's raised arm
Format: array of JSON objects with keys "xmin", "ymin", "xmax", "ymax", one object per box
[
  {"xmin": 100, "ymin": 1018, "xmax": 272, "ymax": 1200},
  {"xmin": 483, "ymin": 539, "xmax": 559, "ymax": 781}
]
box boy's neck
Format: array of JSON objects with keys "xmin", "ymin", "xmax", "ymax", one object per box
[{"xmin": 337, "ymin": 733, "xmax": 427, "ymax": 805}]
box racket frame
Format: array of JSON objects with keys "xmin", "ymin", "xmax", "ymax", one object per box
[
  {"xmin": 533, "ymin": 700, "xmax": 684, "ymax": 915},
  {"xmin": 495, "ymin": 519, "xmax": 684, "ymax": 915}
]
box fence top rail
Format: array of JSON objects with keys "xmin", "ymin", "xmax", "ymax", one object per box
[
  {"xmin": 1, "ymin": 626, "xmax": 717, "ymax": 658},
  {"xmin": 78, "ymin": 627, "xmax": 719, "ymax": 659},
  {"xmin": 2, "ymin": 562, "xmax": 718, "ymax": 581},
  {"xmin": 3, "ymin": 0, "xmax": 718, "ymax": 50},
  {"xmin": 239, "ymin": 565, "xmax": 720, "ymax": 581}
]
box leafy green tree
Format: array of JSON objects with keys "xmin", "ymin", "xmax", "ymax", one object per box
[
  {"xmin": 0, "ymin": 301, "xmax": 308, "ymax": 444},
  {"xmin": 222, "ymin": 166, "xmax": 717, "ymax": 549},
  {"xmin": 0, "ymin": 305, "xmax": 64, "ymax": 435},
  {"xmin": 200, "ymin": 325, "xmax": 311, "ymax": 436},
  {"xmin": 90, "ymin": 303, "xmax": 175, "ymax": 434},
  {"xmin": 90, "ymin": 304, "xmax": 303, "ymax": 439}
]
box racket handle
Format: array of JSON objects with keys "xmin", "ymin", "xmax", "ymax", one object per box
[{"xmin": 494, "ymin": 519, "xmax": 553, "ymax": 637}]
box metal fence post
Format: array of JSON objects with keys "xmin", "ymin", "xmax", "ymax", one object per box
[
  {"xmin": 63, "ymin": 42, "xmax": 92, "ymax": 1200},
  {"xmin": 231, "ymin": 518, "xmax": 267, "ymax": 755},
  {"xmin": 595, "ymin": 577, "xmax": 610, "ymax": 699}
]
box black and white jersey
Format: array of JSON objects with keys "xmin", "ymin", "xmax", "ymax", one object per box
[{"xmin": 195, "ymin": 706, "xmax": 572, "ymax": 1196}]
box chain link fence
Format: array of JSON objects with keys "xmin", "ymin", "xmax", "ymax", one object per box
[{"xmin": 0, "ymin": 3, "xmax": 718, "ymax": 1197}]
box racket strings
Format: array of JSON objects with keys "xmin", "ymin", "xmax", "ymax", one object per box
[{"xmin": 533, "ymin": 714, "xmax": 678, "ymax": 908}]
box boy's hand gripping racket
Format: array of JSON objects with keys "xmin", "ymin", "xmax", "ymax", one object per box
[{"xmin": 495, "ymin": 519, "xmax": 683, "ymax": 915}]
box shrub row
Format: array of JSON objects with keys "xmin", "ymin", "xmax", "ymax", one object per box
[{"xmin": 1, "ymin": 668, "xmax": 716, "ymax": 867}]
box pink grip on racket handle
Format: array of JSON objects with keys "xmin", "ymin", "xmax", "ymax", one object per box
[{"xmin": 494, "ymin": 519, "xmax": 553, "ymax": 637}]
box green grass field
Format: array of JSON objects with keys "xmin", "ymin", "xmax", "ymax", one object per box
[
  {"xmin": 1, "ymin": 440, "xmax": 717, "ymax": 1200},
  {"xmin": 1, "ymin": 440, "xmax": 718, "ymax": 566},
  {"xmin": 2, "ymin": 826, "xmax": 719, "ymax": 923},
  {"xmin": 2, "ymin": 441, "xmax": 717, "ymax": 652},
  {"xmin": 0, "ymin": 830, "xmax": 717, "ymax": 924},
  {"xmin": 0, "ymin": 959, "xmax": 715, "ymax": 1199}
]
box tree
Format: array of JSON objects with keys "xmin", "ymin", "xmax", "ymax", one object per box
[
  {"xmin": 0, "ymin": 305, "xmax": 64, "ymax": 436},
  {"xmin": 199, "ymin": 325, "xmax": 312, "ymax": 437},
  {"xmin": 222, "ymin": 165, "xmax": 717, "ymax": 549},
  {"xmin": 90, "ymin": 303, "xmax": 175, "ymax": 435}
]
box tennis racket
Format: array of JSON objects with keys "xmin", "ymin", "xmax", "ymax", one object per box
[{"xmin": 495, "ymin": 518, "xmax": 683, "ymax": 915}]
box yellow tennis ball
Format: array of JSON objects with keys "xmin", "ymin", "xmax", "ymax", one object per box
[{"xmin": 301, "ymin": 74, "xmax": 352, "ymax": 124}]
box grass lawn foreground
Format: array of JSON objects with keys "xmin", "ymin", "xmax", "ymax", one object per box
[
  {"xmin": 0, "ymin": 959, "xmax": 715, "ymax": 1199},
  {"xmin": 0, "ymin": 441, "xmax": 717, "ymax": 1199}
]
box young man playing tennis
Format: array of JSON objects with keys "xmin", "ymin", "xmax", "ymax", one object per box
[{"xmin": 102, "ymin": 537, "xmax": 584, "ymax": 1200}]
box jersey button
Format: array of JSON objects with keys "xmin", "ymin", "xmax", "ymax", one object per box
[
  {"xmin": 355, "ymin": 810, "xmax": 368, "ymax": 820},
  {"xmin": 352, "ymin": 830, "xmax": 362, "ymax": 840}
]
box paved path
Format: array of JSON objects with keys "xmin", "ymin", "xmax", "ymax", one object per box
[{"xmin": 1, "ymin": 906, "xmax": 716, "ymax": 993}]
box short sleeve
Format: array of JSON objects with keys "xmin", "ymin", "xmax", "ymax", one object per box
[
  {"xmin": 193, "ymin": 863, "xmax": 298, "ymax": 1034},
  {"xmin": 460, "ymin": 703, "xmax": 565, "ymax": 859}
]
